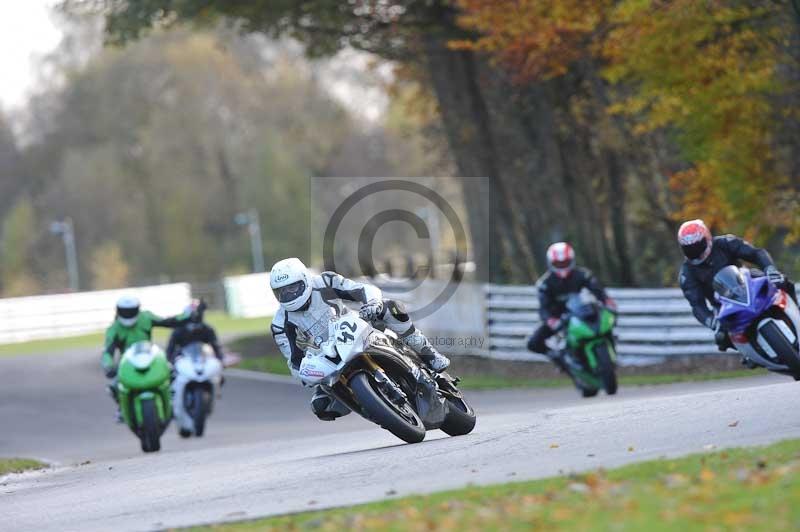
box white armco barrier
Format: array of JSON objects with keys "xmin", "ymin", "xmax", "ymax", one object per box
[
  {"xmin": 224, "ymin": 273, "xmax": 279, "ymax": 318},
  {"xmin": 377, "ymin": 279, "xmax": 485, "ymax": 355},
  {"xmin": 0, "ymin": 283, "xmax": 192, "ymax": 344}
]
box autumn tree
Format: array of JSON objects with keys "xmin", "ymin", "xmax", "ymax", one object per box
[
  {"xmin": 603, "ymin": 0, "xmax": 798, "ymax": 242},
  {"xmin": 60, "ymin": 0, "xmax": 543, "ymax": 283},
  {"xmin": 456, "ymin": 0, "xmax": 800, "ymax": 246}
]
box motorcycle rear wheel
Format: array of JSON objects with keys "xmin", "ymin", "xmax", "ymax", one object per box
[
  {"xmin": 350, "ymin": 372, "xmax": 425, "ymax": 444},
  {"xmin": 440, "ymin": 396, "xmax": 476, "ymax": 436}
]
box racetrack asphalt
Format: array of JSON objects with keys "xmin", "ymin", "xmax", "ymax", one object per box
[{"xmin": 2, "ymin": 347, "xmax": 798, "ymax": 531}]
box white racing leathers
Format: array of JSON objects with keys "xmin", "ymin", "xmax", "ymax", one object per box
[{"xmin": 271, "ymin": 271, "xmax": 443, "ymax": 420}]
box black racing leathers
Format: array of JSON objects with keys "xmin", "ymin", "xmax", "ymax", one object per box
[
  {"xmin": 166, "ymin": 322, "xmax": 224, "ymax": 363},
  {"xmin": 527, "ymin": 268, "xmax": 609, "ymax": 354},
  {"xmin": 679, "ymin": 235, "xmax": 775, "ymax": 327}
]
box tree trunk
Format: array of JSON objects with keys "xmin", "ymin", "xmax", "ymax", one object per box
[{"xmin": 420, "ymin": 37, "xmax": 536, "ymax": 283}]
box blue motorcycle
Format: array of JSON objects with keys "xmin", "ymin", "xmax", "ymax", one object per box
[{"xmin": 714, "ymin": 266, "xmax": 800, "ymax": 379}]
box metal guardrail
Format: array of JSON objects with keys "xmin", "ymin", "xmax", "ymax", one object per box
[{"xmin": 485, "ymin": 284, "xmax": 724, "ymax": 364}]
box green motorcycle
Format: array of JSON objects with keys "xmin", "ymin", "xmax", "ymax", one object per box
[
  {"xmin": 116, "ymin": 341, "xmax": 172, "ymax": 452},
  {"xmin": 555, "ymin": 292, "xmax": 618, "ymax": 397}
]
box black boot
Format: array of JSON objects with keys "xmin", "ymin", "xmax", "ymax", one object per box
[
  {"xmin": 715, "ymin": 330, "xmax": 733, "ymax": 352},
  {"xmin": 107, "ymin": 383, "xmax": 123, "ymax": 423},
  {"xmin": 740, "ymin": 356, "xmax": 758, "ymax": 369},
  {"xmin": 548, "ymin": 350, "xmax": 569, "ymax": 373}
]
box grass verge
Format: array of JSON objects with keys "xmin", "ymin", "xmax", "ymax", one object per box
[
  {"xmin": 0, "ymin": 458, "xmax": 47, "ymax": 476},
  {"xmin": 458, "ymin": 368, "xmax": 769, "ymax": 390},
  {"xmin": 0, "ymin": 311, "xmax": 269, "ymax": 358},
  {"xmin": 191, "ymin": 439, "xmax": 800, "ymax": 531},
  {"xmin": 230, "ymin": 353, "xmax": 767, "ymax": 390},
  {"xmin": 237, "ymin": 355, "xmax": 291, "ymax": 375}
]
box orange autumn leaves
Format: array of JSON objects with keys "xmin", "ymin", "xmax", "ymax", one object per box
[
  {"xmin": 452, "ymin": 0, "xmax": 612, "ymax": 82},
  {"xmin": 454, "ymin": 0, "xmax": 797, "ymax": 241},
  {"xmin": 603, "ymin": 0, "xmax": 790, "ymax": 240}
]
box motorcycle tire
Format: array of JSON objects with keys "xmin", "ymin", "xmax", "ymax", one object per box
[
  {"xmin": 594, "ymin": 342, "xmax": 618, "ymax": 395},
  {"xmin": 440, "ymin": 396, "xmax": 477, "ymax": 436},
  {"xmin": 350, "ymin": 372, "xmax": 425, "ymax": 444},
  {"xmin": 140, "ymin": 399, "xmax": 161, "ymax": 453},
  {"xmin": 759, "ymin": 321, "xmax": 800, "ymax": 374},
  {"xmin": 188, "ymin": 388, "xmax": 210, "ymax": 437}
]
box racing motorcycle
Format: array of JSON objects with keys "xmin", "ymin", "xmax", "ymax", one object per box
[
  {"xmin": 172, "ymin": 342, "xmax": 223, "ymax": 438},
  {"xmin": 116, "ymin": 341, "xmax": 172, "ymax": 452},
  {"xmin": 298, "ymin": 310, "xmax": 476, "ymax": 443},
  {"xmin": 714, "ymin": 266, "xmax": 800, "ymax": 379},
  {"xmin": 549, "ymin": 290, "xmax": 618, "ymax": 397}
]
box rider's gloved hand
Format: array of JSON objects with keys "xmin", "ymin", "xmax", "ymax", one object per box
[
  {"xmin": 359, "ymin": 299, "xmax": 384, "ymax": 321},
  {"xmin": 604, "ymin": 298, "xmax": 618, "ymax": 312},
  {"xmin": 765, "ymin": 265, "xmax": 785, "ymax": 285},
  {"xmin": 546, "ymin": 317, "xmax": 563, "ymax": 331},
  {"xmin": 101, "ymin": 352, "xmax": 116, "ymax": 378}
]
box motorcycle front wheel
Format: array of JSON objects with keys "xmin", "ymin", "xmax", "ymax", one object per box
[
  {"xmin": 594, "ymin": 342, "xmax": 618, "ymax": 395},
  {"xmin": 759, "ymin": 321, "xmax": 800, "ymax": 376},
  {"xmin": 139, "ymin": 398, "xmax": 162, "ymax": 453},
  {"xmin": 187, "ymin": 388, "xmax": 211, "ymax": 437},
  {"xmin": 350, "ymin": 372, "xmax": 426, "ymax": 444}
]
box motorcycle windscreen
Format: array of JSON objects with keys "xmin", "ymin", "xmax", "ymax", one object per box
[
  {"xmin": 566, "ymin": 293, "xmax": 599, "ymax": 321},
  {"xmin": 181, "ymin": 342, "xmax": 204, "ymax": 359},
  {"xmin": 713, "ymin": 266, "xmax": 748, "ymax": 304}
]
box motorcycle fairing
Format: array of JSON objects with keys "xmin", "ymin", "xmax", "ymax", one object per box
[
  {"xmin": 717, "ymin": 268, "xmax": 775, "ymax": 334},
  {"xmin": 716, "ymin": 268, "xmax": 800, "ymax": 373},
  {"xmin": 300, "ymin": 314, "xmax": 448, "ymax": 429},
  {"xmin": 172, "ymin": 342, "xmax": 223, "ymax": 432}
]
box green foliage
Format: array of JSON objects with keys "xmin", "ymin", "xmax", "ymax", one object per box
[
  {"xmin": 65, "ymin": 0, "xmax": 461, "ymax": 57},
  {"xmin": 14, "ymin": 27, "xmax": 376, "ymax": 289},
  {"xmin": 59, "ymin": 0, "xmax": 800, "ymax": 284},
  {"xmin": 89, "ymin": 241, "xmax": 130, "ymax": 289},
  {"xmin": 603, "ymin": 0, "xmax": 794, "ymax": 241},
  {"xmin": 0, "ymin": 198, "xmax": 41, "ymax": 297}
]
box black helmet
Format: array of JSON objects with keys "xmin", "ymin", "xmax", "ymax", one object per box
[{"xmin": 183, "ymin": 298, "xmax": 206, "ymax": 323}]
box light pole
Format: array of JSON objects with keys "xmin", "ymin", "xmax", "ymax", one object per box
[
  {"xmin": 418, "ymin": 206, "xmax": 440, "ymax": 275},
  {"xmin": 235, "ymin": 208, "xmax": 265, "ymax": 273},
  {"xmin": 50, "ymin": 217, "xmax": 80, "ymax": 292}
]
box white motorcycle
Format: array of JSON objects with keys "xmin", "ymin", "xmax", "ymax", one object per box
[
  {"xmin": 172, "ymin": 342, "xmax": 223, "ymax": 438},
  {"xmin": 299, "ymin": 310, "xmax": 476, "ymax": 443}
]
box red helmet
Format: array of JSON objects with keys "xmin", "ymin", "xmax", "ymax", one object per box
[
  {"xmin": 547, "ymin": 242, "xmax": 575, "ymax": 279},
  {"xmin": 677, "ymin": 219, "xmax": 712, "ymax": 264}
]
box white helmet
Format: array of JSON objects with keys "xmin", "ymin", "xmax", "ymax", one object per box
[
  {"xmin": 116, "ymin": 295, "xmax": 141, "ymax": 327},
  {"xmin": 270, "ymin": 258, "xmax": 312, "ymax": 312}
]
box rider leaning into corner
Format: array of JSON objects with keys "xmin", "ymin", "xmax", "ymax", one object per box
[
  {"xmin": 677, "ymin": 219, "xmax": 797, "ymax": 358},
  {"xmin": 269, "ymin": 257, "xmax": 450, "ymax": 421},
  {"xmin": 526, "ymin": 242, "xmax": 617, "ymax": 371},
  {"xmin": 101, "ymin": 296, "xmax": 190, "ymax": 419}
]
